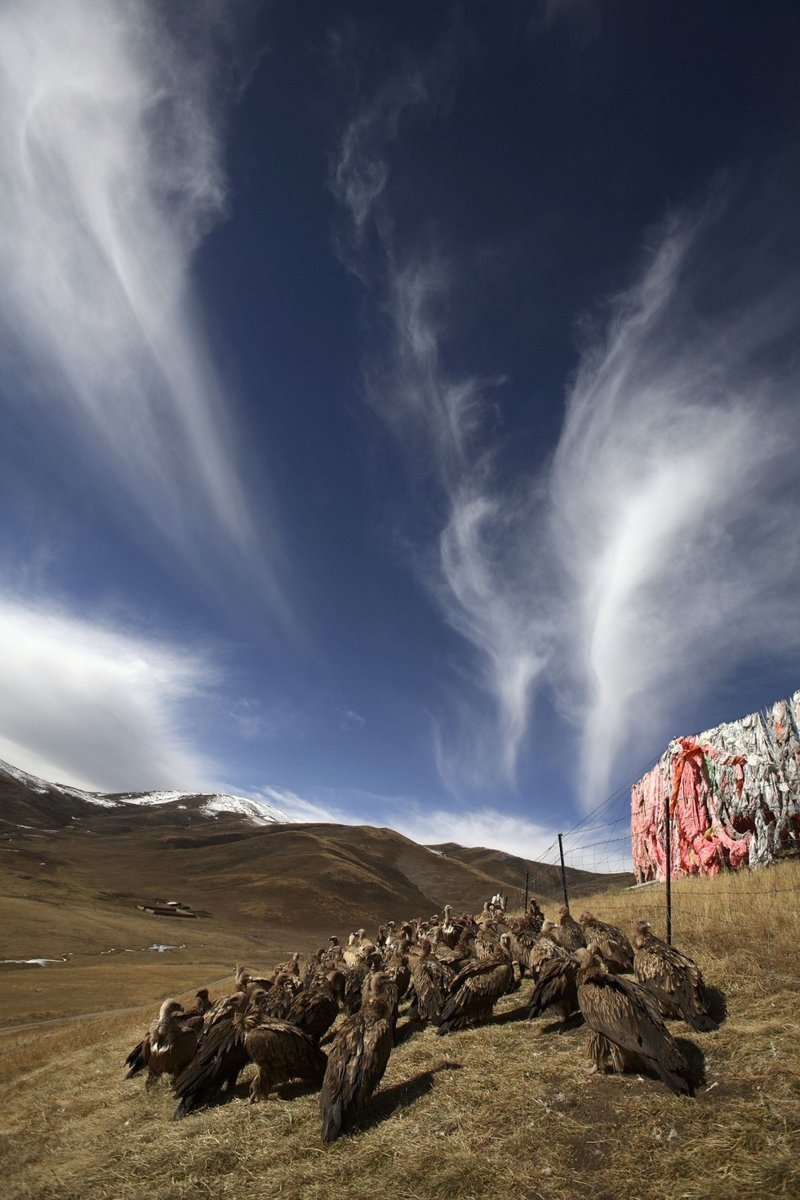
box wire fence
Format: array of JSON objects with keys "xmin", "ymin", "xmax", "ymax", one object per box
[{"xmin": 506, "ymin": 754, "xmax": 798, "ymax": 945}]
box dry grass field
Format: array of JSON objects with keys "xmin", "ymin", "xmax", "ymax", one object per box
[{"xmin": 1, "ymin": 861, "xmax": 798, "ymax": 1200}]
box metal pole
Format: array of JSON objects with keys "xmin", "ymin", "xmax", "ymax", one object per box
[
  {"xmin": 665, "ymin": 792, "xmax": 672, "ymax": 945},
  {"xmin": 524, "ymin": 868, "xmax": 529, "ymax": 913},
  {"xmin": 558, "ymin": 834, "xmax": 569, "ymax": 910}
]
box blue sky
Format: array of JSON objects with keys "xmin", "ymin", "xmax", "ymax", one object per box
[{"xmin": 1, "ymin": 0, "xmax": 799, "ymax": 859}]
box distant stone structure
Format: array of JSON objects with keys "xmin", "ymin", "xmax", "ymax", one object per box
[
  {"xmin": 631, "ymin": 692, "xmax": 800, "ymax": 881},
  {"xmin": 136, "ymin": 900, "xmax": 199, "ymax": 918}
]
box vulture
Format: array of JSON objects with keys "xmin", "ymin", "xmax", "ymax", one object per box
[
  {"xmin": 287, "ymin": 970, "xmax": 345, "ymax": 1043},
  {"xmin": 575, "ymin": 947, "xmax": 694, "ymax": 1095},
  {"xmin": 527, "ymin": 954, "xmax": 580, "ymax": 1024},
  {"xmin": 382, "ymin": 943, "xmax": 412, "ymax": 1002},
  {"xmin": 579, "ymin": 912, "xmax": 634, "ymax": 973},
  {"xmin": 262, "ymin": 971, "xmax": 300, "ymax": 1020},
  {"xmin": 244, "ymin": 1016, "xmax": 327, "ymax": 1104},
  {"xmin": 410, "ymin": 938, "xmax": 455, "ymax": 1025},
  {"xmin": 434, "ymin": 925, "xmax": 476, "ymax": 976},
  {"xmin": 526, "ymin": 922, "xmax": 568, "ymax": 981},
  {"xmin": 556, "ymin": 906, "xmax": 587, "ymax": 952},
  {"xmin": 172, "ymin": 985, "xmax": 327, "ymax": 1116},
  {"xmin": 123, "ymin": 993, "xmax": 208, "ymax": 1080},
  {"xmin": 125, "ymin": 999, "xmax": 202, "ymax": 1090},
  {"xmin": 474, "ymin": 920, "xmax": 503, "ymax": 959},
  {"xmin": 436, "ymin": 934, "xmax": 515, "ymax": 1036},
  {"xmin": 320, "ymin": 970, "xmax": 398, "ymax": 1142},
  {"xmin": 172, "ymin": 991, "xmax": 252, "ymax": 1117},
  {"xmin": 634, "ymin": 920, "xmax": 719, "ymax": 1032}
]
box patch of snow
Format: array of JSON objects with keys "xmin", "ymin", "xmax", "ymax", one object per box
[
  {"xmin": 201, "ymin": 793, "xmax": 289, "ymax": 825},
  {"xmin": 145, "ymin": 944, "xmax": 183, "ymax": 953},
  {"xmin": 0, "ymin": 957, "xmax": 65, "ymax": 966},
  {"xmin": 1, "ymin": 755, "xmax": 291, "ymax": 828},
  {"xmin": 0, "ymin": 759, "xmax": 50, "ymax": 793}
]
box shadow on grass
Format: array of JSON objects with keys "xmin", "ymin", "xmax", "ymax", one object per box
[
  {"xmin": 536, "ymin": 1011, "xmax": 585, "ymax": 1035},
  {"xmin": 354, "ymin": 1061, "xmax": 463, "ymax": 1134},
  {"xmin": 703, "ymin": 983, "xmax": 728, "ymax": 1026},
  {"xmin": 676, "ymin": 1036, "xmax": 707, "ymax": 1092},
  {"xmin": 394, "ymin": 1015, "xmax": 424, "ymax": 1045},
  {"xmin": 493, "ymin": 1003, "xmax": 536, "ymax": 1025}
]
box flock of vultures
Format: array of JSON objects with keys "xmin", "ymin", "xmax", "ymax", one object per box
[{"xmin": 125, "ymin": 899, "xmax": 720, "ymax": 1142}]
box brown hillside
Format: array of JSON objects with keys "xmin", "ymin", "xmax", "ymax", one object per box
[
  {"xmin": 0, "ymin": 764, "xmax": 624, "ymax": 1026},
  {"xmin": 430, "ymin": 842, "xmax": 634, "ymax": 897}
]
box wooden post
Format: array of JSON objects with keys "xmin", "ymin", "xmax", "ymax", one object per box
[
  {"xmin": 524, "ymin": 868, "xmax": 529, "ymax": 913},
  {"xmin": 665, "ymin": 792, "xmax": 672, "ymax": 945},
  {"xmin": 558, "ymin": 834, "xmax": 569, "ymax": 910}
]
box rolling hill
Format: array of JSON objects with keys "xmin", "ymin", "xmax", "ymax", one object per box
[{"xmin": 0, "ymin": 757, "xmax": 632, "ymax": 1024}]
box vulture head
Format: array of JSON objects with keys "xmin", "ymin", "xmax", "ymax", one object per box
[
  {"xmin": 634, "ymin": 919, "xmax": 652, "ymax": 946},
  {"xmin": 580, "ymin": 911, "xmax": 595, "ymax": 925},
  {"xmin": 158, "ymin": 999, "xmax": 184, "ymax": 1023},
  {"xmin": 558, "ymin": 905, "xmax": 570, "ymax": 920},
  {"xmin": 327, "ymin": 970, "xmax": 347, "ymax": 1002}
]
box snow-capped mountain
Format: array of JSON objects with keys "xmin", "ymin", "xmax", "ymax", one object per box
[{"xmin": 0, "ymin": 757, "xmax": 290, "ymax": 827}]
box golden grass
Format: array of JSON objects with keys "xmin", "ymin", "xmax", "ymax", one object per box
[{"xmin": 1, "ymin": 862, "xmax": 799, "ymax": 1200}]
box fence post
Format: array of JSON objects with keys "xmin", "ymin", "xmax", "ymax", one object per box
[
  {"xmin": 558, "ymin": 834, "xmax": 569, "ymax": 910},
  {"xmin": 524, "ymin": 868, "xmax": 529, "ymax": 913},
  {"xmin": 665, "ymin": 791, "xmax": 672, "ymax": 945}
]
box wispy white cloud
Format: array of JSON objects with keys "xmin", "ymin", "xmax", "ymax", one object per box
[
  {"xmin": 332, "ymin": 71, "xmax": 551, "ymax": 793},
  {"xmin": 0, "ymin": 0, "xmax": 285, "ymax": 613},
  {"xmin": 0, "ymin": 592, "xmax": 219, "ymax": 792},
  {"xmin": 332, "ymin": 61, "xmax": 800, "ymax": 808},
  {"xmin": 550, "ymin": 207, "xmax": 800, "ymax": 804}
]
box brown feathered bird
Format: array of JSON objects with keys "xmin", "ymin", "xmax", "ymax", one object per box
[
  {"xmin": 124, "ymin": 991, "xmax": 209, "ymax": 1080},
  {"xmin": 172, "ymin": 986, "xmax": 327, "ymax": 1115},
  {"xmin": 579, "ymin": 912, "xmax": 634, "ymax": 973},
  {"xmin": 125, "ymin": 999, "xmax": 202, "ymax": 1090},
  {"xmin": 172, "ymin": 991, "xmax": 252, "ymax": 1117},
  {"xmin": 526, "ymin": 922, "xmax": 568, "ymax": 981},
  {"xmin": 244, "ymin": 1015, "xmax": 327, "ymax": 1104},
  {"xmin": 634, "ymin": 919, "xmax": 718, "ymax": 1032},
  {"xmin": 557, "ymin": 906, "xmax": 587, "ymax": 952},
  {"xmin": 320, "ymin": 970, "xmax": 398, "ymax": 1142},
  {"xmin": 410, "ymin": 938, "xmax": 455, "ymax": 1025},
  {"xmin": 436, "ymin": 934, "xmax": 515, "ymax": 1035},
  {"xmin": 575, "ymin": 947, "xmax": 694, "ymax": 1095},
  {"xmin": 286, "ymin": 970, "xmax": 345, "ymax": 1043},
  {"xmin": 527, "ymin": 954, "xmax": 580, "ymax": 1024}
]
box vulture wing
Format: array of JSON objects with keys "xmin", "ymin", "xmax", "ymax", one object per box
[
  {"xmin": 412, "ymin": 957, "xmax": 454, "ymax": 1025},
  {"xmin": 527, "ymin": 937, "xmax": 567, "ymax": 981},
  {"xmin": 244, "ymin": 1019, "xmax": 327, "ymax": 1102},
  {"xmin": 558, "ymin": 914, "xmax": 587, "ymax": 953},
  {"xmin": 528, "ymin": 955, "xmax": 579, "ymax": 1021},
  {"xmin": 583, "ymin": 920, "xmax": 634, "ymax": 972},
  {"xmin": 635, "ymin": 941, "xmax": 718, "ymax": 1032},
  {"xmin": 286, "ymin": 986, "xmax": 339, "ymax": 1043},
  {"xmin": 171, "ymin": 1014, "xmax": 248, "ymax": 1118},
  {"xmin": 320, "ymin": 1007, "xmax": 393, "ymax": 1142},
  {"xmin": 124, "ymin": 1035, "xmax": 149, "ymax": 1078},
  {"xmin": 436, "ymin": 956, "xmax": 514, "ymax": 1036},
  {"xmin": 578, "ymin": 971, "xmax": 692, "ymax": 1095}
]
